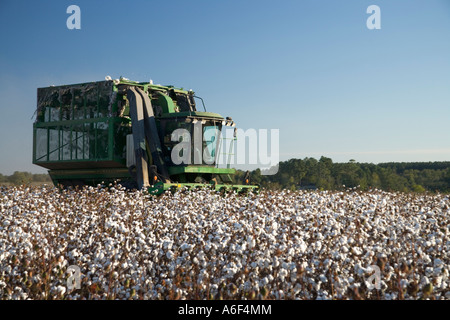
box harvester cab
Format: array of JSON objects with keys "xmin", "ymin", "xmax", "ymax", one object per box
[{"xmin": 33, "ymin": 77, "xmax": 258, "ymax": 195}]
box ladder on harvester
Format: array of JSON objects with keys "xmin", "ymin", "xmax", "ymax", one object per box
[{"xmin": 215, "ymin": 126, "xmax": 237, "ymax": 169}]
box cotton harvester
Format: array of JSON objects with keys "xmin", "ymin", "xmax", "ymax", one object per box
[{"xmin": 32, "ymin": 77, "xmax": 258, "ymax": 195}]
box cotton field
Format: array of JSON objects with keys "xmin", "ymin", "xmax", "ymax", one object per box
[{"xmin": 0, "ymin": 184, "xmax": 449, "ymax": 300}]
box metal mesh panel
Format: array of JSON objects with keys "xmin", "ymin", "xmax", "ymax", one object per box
[{"xmin": 35, "ymin": 128, "xmax": 48, "ymax": 161}]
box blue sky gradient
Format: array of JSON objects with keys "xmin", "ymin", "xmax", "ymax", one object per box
[{"xmin": 0, "ymin": 0, "xmax": 449, "ymax": 174}]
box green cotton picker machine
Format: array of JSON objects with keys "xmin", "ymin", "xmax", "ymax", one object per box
[{"xmin": 32, "ymin": 77, "xmax": 258, "ymax": 195}]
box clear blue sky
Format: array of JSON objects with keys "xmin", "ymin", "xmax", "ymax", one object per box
[{"xmin": 0, "ymin": 0, "xmax": 449, "ymax": 174}]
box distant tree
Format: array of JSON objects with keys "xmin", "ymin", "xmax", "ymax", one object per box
[
  {"xmin": 317, "ymin": 156, "xmax": 334, "ymax": 189},
  {"xmin": 445, "ymin": 168, "xmax": 450, "ymax": 187},
  {"xmin": 32, "ymin": 173, "xmax": 51, "ymax": 182},
  {"xmin": 370, "ymin": 172, "xmax": 382, "ymax": 189},
  {"xmin": 8, "ymin": 171, "xmax": 33, "ymax": 185},
  {"xmin": 412, "ymin": 184, "xmax": 426, "ymax": 193}
]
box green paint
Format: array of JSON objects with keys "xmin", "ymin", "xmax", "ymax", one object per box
[
  {"xmin": 147, "ymin": 181, "xmax": 259, "ymax": 196},
  {"xmin": 156, "ymin": 92, "xmax": 176, "ymax": 114},
  {"xmin": 168, "ymin": 166, "xmax": 235, "ymax": 175}
]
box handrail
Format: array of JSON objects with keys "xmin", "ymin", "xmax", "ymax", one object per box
[{"xmin": 194, "ymin": 95, "xmax": 207, "ymax": 112}]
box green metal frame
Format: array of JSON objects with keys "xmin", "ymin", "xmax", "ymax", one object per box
[
  {"xmin": 33, "ymin": 117, "xmax": 129, "ymax": 165},
  {"xmin": 167, "ymin": 166, "xmax": 235, "ymax": 175},
  {"xmin": 147, "ymin": 181, "xmax": 259, "ymax": 196}
]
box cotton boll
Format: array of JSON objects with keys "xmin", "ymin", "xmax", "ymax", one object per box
[
  {"xmin": 166, "ymin": 250, "xmax": 174, "ymax": 260},
  {"xmin": 56, "ymin": 286, "xmax": 66, "ymax": 296}
]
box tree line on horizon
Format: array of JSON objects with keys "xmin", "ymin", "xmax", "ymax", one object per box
[
  {"xmin": 3, "ymin": 157, "xmax": 450, "ymax": 193},
  {"xmin": 0, "ymin": 171, "xmax": 52, "ymax": 185},
  {"xmin": 236, "ymin": 157, "xmax": 450, "ymax": 193}
]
